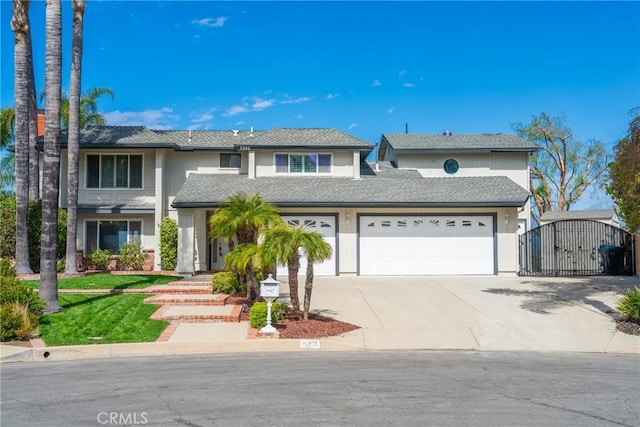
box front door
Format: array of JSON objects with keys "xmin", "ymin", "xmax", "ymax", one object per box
[{"xmin": 209, "ymin": 238, "xmax": 229, "ymax": 271}]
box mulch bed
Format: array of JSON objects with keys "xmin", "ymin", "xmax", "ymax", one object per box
[
  {"xmin": 226, "ymin": 296, "xmax": 360, "ymax": 339},
  {"xmin": 617, "ymin": 319, "xmax": 640, "ymax": 336}
]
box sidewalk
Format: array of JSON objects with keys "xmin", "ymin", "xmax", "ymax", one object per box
[{"xmin": 2, "ymin": 275, "xmax": 639, "ymax": 363}]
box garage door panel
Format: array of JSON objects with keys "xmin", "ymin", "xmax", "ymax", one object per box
[
  {"xmin": 277, "ymin": 216, "xmax": 337, "ymax": 276},
  {"xmin": 359, "ymin": 215, "xmax": 494, "ymax": 275}
]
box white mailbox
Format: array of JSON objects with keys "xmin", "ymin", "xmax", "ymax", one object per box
[{"xmin": 260, "ymin": 274, "xmax": 280, "ymax": 302}]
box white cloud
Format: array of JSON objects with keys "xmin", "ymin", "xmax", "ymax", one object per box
[
  {"xmin": 371, "ymin": 80, "xmax": 382, "ymax": 87},
  {"xmin": 190, "ymin": 111, "xmax": 214, "ymax": 124},
  {"xmin": 282, "ymin": 96, "xmax": 311, "ymax": 104},
  {"xmin": 192, "ymin": 17, "xmax": 228, "ymax": 28},
  {"xmin": 294, "ymin": 113, "xmax": 304, "ymax": 119},
  {"xmin": 403, "ymin": 83, "xmax": 415, "ymax": 88},
  {"xmin": 326, "ymin": 93, "xmax": 340, "ymax": 99},
  {"xmin": 387, "ymin": 107, "xmax": 395, "ymax": 114},
  {"xmin": 397, "ymin": 70, "xmax": 406, "ymax": 79},
  {"xmin": 348, "ymin": 123, "xmax": 358, "ymax": 130},
  {"xmin": 104, "ymin": 108, "xmax": 177, "ymax": 129},
  {"xmin": 252, "ymin": 98, "xmax": 275, "ymax": 110},
  {"xmin": 225, "ymin": 105, "xmax": 250, "ymax": 116}
]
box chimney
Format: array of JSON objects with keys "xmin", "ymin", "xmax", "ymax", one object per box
[{"xmin": 37, "ymin": 109, "xmax": 45, "ymax": 137}]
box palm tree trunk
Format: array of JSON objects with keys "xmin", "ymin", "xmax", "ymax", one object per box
[
  {"xmin": 40, "ymin": 0, "xmax": 62, "ymax": 313},
  {"xmin": 287, "ymin": 253, "xmax": 300, "ymax": 311},
  {"xmin": 27, "ymin": 20, "xmax": 39, "ymax": 202},
  {"xmin": 303, "ymin": 259, "xmax": 314, "ymax": 320},
  {"xmin": 11, "ymin": 0, "xmax": 33, "ymax": 274},
  {"xmin": 65, "ymin": 0, "xmax": 85, "ymax": 274}
]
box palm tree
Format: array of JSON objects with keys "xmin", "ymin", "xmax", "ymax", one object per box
[
  {"xmin": 11, "ymin": 0, "xmax": 33, "ymax": 274},
  {"xmin": 40, "ymin": 0, "xmax": 63, "ymax": 312},
  {"xmin": 61, "ymin": 86, "xmax": 114, "ymax": 129},
  {"xmin": 223, "ymin": 243, "xmax": 278, "ymax": 296},
  {"xmin": 0, "ymin": 108, "xmax": 16, "ymax": 194},
  {"xmin": 208, "ymin": 193, "xmax": 282, "ymax": 299},
  {"xmin": 301, "ymin": 234, "xmax": 332, "ymax": 320},
  {"xmin": 262, "ymin": 224, "xmax": 332, "ymax": 317},
  {"xmin": 64, "ymin": 0, "xmax": 86, "ymax": 274},
  {"xmin": 26, "ymin": 18, "xmax": 38, "ymax": 202}
]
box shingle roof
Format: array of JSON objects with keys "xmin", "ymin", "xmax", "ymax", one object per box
[
  {"xmin": 540, "ymin": 209, "xmax": 616, "ymax": 221},
  {"xmin": 382, "ymin": 133, "xmax": 538, "ymax": 152},
  {"xmin": 172, "ymin": 174, "xmax": 530, "ymax": 208},
  {"xmin": 244, "ymin": 128, "xmax": 373, "ymax": 150},
  {"xmin": 56, "ymin": 127, "xmax": 371, "ymax": 151}
]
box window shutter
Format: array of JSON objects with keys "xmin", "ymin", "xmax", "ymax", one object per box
[
  {"xmin": 101, "ymin": 156, "xmax": 115, "ymax": 188},
  {"xmin": 129, "ymin": 155, "xmax": 143, "ymax": 188},
  {"xmin": 86, "ymin": 155, "xmax": 100, "ymax": 188}
]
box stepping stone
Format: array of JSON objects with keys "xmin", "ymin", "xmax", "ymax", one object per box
[
  {"xmin": 144, "ymin": 294, "xmax": 228, "ymax": 306},
  {"xmin": 151, "ymin": 304, "xmax": 242, "ymax": 322},
  {"xmin": 147, "ymin": 284, "xmax": 212, "ymax": 294}
]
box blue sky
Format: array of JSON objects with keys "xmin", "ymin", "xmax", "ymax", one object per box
[{"xmin": 1, "ymin": 1, "xmax": 639, "ymax": 208}]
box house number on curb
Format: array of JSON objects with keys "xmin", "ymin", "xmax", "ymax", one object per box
[{"xmin": 300, "ymin": 339, "xmax": 321, "ymax": 349}]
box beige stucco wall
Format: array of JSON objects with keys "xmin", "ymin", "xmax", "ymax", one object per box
[
  {"xmin": 254, "ymin": 150, "xmax": 355, "ymax": 177},
  {"xmin": 179, "ymin": 206, "xmax": 520, "ymax": 276}
]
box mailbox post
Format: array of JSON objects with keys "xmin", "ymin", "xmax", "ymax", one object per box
[{"xmin": 259, "ymin": 274, "xmax": 280, "ymax": 336}]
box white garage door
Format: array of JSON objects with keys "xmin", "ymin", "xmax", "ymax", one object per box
[
  {"xmin": 276, "ymin": 215, "xmax": 337, "ymax": 276},
  {"xmin": 359, "ymin": 215, "xmax": 495, "ymax": 275}
]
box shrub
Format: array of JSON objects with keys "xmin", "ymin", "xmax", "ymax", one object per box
[
  {"xmin": 0, "ymin": 257, "xmax": 16, "ymax": 278},
  {"xmin": 118, "ymin": 243, "xmax": 147, "ymax": 270},
  {"xmin": 617, "ymin": 286, "xmax": 640, "ymax": 321},
  {"xmin": 159, "ymin": 217, "xmax": 178, "ymax": 271},
  {"xmin": 211, "ymin": 271, "xmax": 244, "ymax": 295},
  {"xmin": 249, "ymin": 301, "xmax": 288, "ymax": 329},
  {"xmin": 87, "ymin": 249, "xmax": 112, "ymax": 271},
  {"xmin": 0, "ymin": 302, "xmax": 37, "ymax": 341},
  {"xmin": 0, "ymin": 196, "xmax": 67, "ymax": 272},
  {"xmin": 0, "ymin": 271, "xmax": 44, "ymax": 341},
  {"xmin": 27, "ymin": 200, "xmax": 67, "ymax": 272}
]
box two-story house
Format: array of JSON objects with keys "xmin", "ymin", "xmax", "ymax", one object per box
[{"xmin": 58, "ymin": 127, "xmax": 536, "ymax": 276}]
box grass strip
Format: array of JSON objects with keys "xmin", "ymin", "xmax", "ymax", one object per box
[{"xmin": 39, "ymin": 294, "xmax": 168, "ymax": 346}]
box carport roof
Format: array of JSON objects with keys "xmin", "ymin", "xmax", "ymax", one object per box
[{"xmin": 171, "ymin": 174, "xmax": 530, "ymax": 208}]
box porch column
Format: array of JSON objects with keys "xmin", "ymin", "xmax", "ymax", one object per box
[
  {"xmin": 353, "ymin": 151, "xmax": 360, "ymax": 180},
  {"xmin": 177, "ymin": 210, "xmax": 195, "ymax": 275},
  {"xmin": 153, "ymin": 149, "xmax": 165, "ymax": 271},
  {"xmin": 248, "ymin": 150, "xmax": 256, "ymax": 179}
]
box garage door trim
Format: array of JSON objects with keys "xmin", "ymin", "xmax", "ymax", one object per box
[
  {"xmin": 280, "ymin": 213, "xmax": 339, "ymax": 276},
  {"xmin": 357, "ymin": 213, "xmax": 497, "ymax": 275}
]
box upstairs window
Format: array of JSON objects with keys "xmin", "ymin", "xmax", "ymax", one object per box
[
  {"xmin": 275, "ymin": 153, "xmax": 332, "ymax": 174},
  {"xmin": 220, "ymin": 153, "xmax": 241, "ymax": 168},
  {"xmin": 86, "ymin": 154, "xmax": 143, "ymax": 189}
]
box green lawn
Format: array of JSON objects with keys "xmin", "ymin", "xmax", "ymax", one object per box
[
  {"xmin": 27, "ymin": 273, "xmax": 180, "ymax": 290},
  {"xmin": 38, "ymin": 294, "xmax": 168, "ymax": 346}
]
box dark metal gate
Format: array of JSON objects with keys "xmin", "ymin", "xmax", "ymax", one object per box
[{"xmin": 519, "ymin": 220, "xmax": 636, "ymax": 276}]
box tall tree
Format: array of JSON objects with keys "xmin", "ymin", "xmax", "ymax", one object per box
[
  {"xmin": 64, "ymin": 0, "xmax": 86, "ymax": 274},
  {"xmin": 607, "ymin": 112, "xmax": 640, "ymax": 233},
  {"xmin": 26, "ymin": 18, "xmax": 39, "ymax": 202},
  {"xmin": 514, "ymin": 113, "xmax": 608, "ymax": 223},
  {"xmin": 302, "ymin": 233, "xmax": 332, "ymax": 320},
  {"xmin": 40, "ymin": 0, "xmax": 62, "ymax": 312},
  {"xmin": 208, "ymin": 193, "xmax": 282, "ymax": 299},
  {"xmin": 11, "ymin": 0, "xmax": 33, "ymax": 274}
]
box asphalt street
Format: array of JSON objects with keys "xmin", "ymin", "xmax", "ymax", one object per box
[{"xmin": 1, "ymin": 351, "xmax": 639, "ymax": 426}]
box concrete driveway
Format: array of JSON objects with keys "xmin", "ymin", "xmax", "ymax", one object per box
[{"xmin": 304, "ymin": 275, "xmax": 640, "ymax": 353}]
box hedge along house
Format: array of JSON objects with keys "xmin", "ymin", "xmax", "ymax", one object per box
[{"xmin": 55, "ymin": 127, "xmax": 536, "ymax": 276}]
